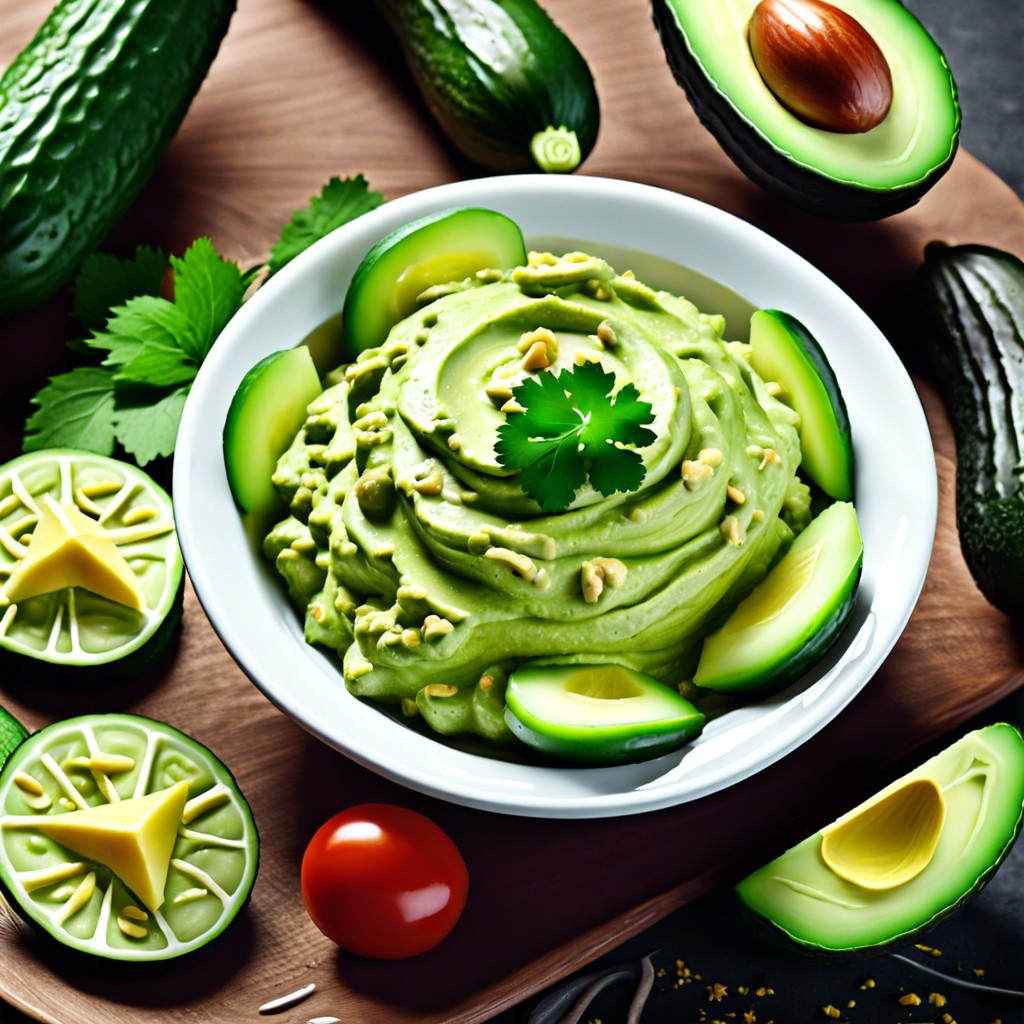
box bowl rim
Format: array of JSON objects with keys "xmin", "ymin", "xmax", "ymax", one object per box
[{"xmin": 174, "ymin": 174, "xmax": 937, "ymax": 818}]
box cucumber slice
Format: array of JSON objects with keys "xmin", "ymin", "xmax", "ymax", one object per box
[
  {"xmin": 341, "ymin": 207, "xmax": 528, "ymax": 355},
  {"xmin": 223, "ymin": 346, "xmax": 322, "ymax": 515},
  {"xmin": 504, "ymin": 664, "xmax": 706, "ymax": 765},
  {"xmin": 0, "ymin": 450, "xmax": 183, "ymax": 672},
  {"xmin": 0, "ymin": 713, "xmax": 259, "ymax": 963},
  {"xmin": 0, "ymin": 704, "xmax": 27, "ymax": 770},
  {"xmin": 750, "ymin": 309, "xmax": 854, "ymax": 501},
  {"xmin": 694, "ymin": 501, "xmax": 863, "ymax": 695}
]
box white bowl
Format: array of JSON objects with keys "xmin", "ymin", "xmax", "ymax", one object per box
[{"xmin": 174, "ymin": 175, "xmax": 936, "ymax": 819}]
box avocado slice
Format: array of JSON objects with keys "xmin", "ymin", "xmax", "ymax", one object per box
[
  {"xmin": 504, "ymin": 663, "xmax": 706, "ymax": 765},
  {"xmin": 749, "ymin": 309, "xmax": 853, "ymax": 501},
  {"xmin": 736, "ymin": 723, "xmax": 1024, "ymax": 956},
  {"xmin": 694, "ymin": 500, "xmax": 862, "ymax": 695},
  {"xmin": 650, "ymin": 0, "xmax": 960, "ymax": 220},
  {"xmin": 341, "ymin": 207, "xmax": 528, "ymax": 356}
]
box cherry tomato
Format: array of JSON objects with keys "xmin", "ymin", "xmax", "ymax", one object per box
[{"xmin": 300, "ymin": 803, "xmax": 469, "ymax": 959}]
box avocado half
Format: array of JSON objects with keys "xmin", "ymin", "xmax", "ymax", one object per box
[
  {"xmin": 736, "ymin": 723, "xmax": 1024, "ymax": 957},
  {"xmin": 651, "ymin": 0, "xmax": 960, "ymax": 220}
]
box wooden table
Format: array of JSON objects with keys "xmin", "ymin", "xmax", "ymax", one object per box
[{"xmin": 1, "ymin": 1, "xmax": 1023, "ymax": 1021}]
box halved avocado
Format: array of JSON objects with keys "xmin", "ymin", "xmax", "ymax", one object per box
[
  {"xmin": 504, "ymin": 664, "xmax": 706, "ymax": 765},
  {"xmin": 694, "ymin": 500, "xmax": 862, "ymax": 694},
  {"xmin": 223, "ymin": 346, "xmax": 323, "ymax": 515},
  {"xmin": 341, "ymin": 207, "xmax": 528, "ymax": 356},
  {"xmin": 736, "ymin": 723, "xmax": 1024, "ymax": 957},
  {"xmin": 0, "ymin": 713, "xmax": 259, "ymax": 963},
  {"xmin": 651, "ymin": 0, "xmax": 960, "ymax": 220},
  {"xmin": 749, "ymin": 308, "xmax": 853, "ymax": 501}
]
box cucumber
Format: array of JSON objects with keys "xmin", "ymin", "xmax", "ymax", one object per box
[
  {"xmin": 694, "ymin": 501, "xmax": 863, "ymax": 695},
  {"xmin": 912, "ymin": 243, "xmax": 1024, "ymax": 619},
  {"xmin": 749, "ymin": 309, "xmax": 854, "ymax": 501},
  {"xmin": 0, "ymin": 0, "xmax": 236, "ymax": 315},
  {"xmin": 0, "ymin": 713, "xmax": 259, "ymax": 963},
  {"xmin": 341, "ymin": 207, "xmax": 528, "ymax": 355},
  {"xmin": 504, "ymin": 664, "xmax": 705, "ymax": 765},
  {"xmin": 0, "ymin": 449, "xmax": 184, "ymax": 673},
  {"xmin": 223, "ymin": 347, "xmax": 323, "ymax": 515},
  {"xmin": 370, "ymin": 0, "xmax": 600, "ymax": 173}
]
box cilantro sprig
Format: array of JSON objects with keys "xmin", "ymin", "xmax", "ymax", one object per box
[
  {"xmin": 23, "ymin": 175, "xmax": 383, "ymax": 466},
  {"xmin": 495, "ymin": 360, "xmax": 656, "ymax": 513}
]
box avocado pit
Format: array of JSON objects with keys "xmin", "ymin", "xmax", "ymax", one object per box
[{"xmin": 748, "ymin": 0, "xmax": 893, "ymax": 133}]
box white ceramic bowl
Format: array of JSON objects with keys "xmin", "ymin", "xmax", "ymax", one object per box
[{"xmin": 174, "ymin": 175, "xmax": 936, "ymax": 819}]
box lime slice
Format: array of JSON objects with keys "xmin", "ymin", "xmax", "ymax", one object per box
[
  {"xmin": 0, "ymin": 713, "xmax": 259, "ymax": 962},
  {"xmin": 0, "ymin": 450, "xmax": 183, "ymax": 671}
]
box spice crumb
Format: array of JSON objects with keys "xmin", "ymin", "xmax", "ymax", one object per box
[
  {"xmin": 858, "ymin": 978, "xmax": 875, "ymax": 990},
  {"xmin": 821, "ymin": 1005, "xmax": 841, "ymax": 1019},
  {"xmin": 974, "ymin": 968, "xmax": 986, "ymax": 978},
  {"xmin": 898, "ymin": 992, "xmax": 922, "ymax": 1006},
  {"xmin": 929, "ymin": 992, "xmax": 947, "ymax": 1007},
  {"xmin": 915, "ymin": 943, "xmax": 943, "ymax": 957},
  {"xmin": 707, "ymin": 982, "xmax": 728, "ymax": 1002}
]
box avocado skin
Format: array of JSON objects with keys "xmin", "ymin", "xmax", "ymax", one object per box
[
  {"xmin": 649, "ymin": 0, "xmax": 960, "ymax": 222},
  {"xmin": 0, "ymin": 0, "xmax": 236, "ymax": 315}
]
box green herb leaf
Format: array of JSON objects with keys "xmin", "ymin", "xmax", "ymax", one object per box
[
  {"xmin": 495, "ymin": 360, "xmax": 656, "ymax": 513},
  {"xmin": 268, "ymin": 174, "xmax": 385, "ymax": 276},
  {"xmin": 112, "ymin": 383, "xmax": 191, "ymax": 465},
  {"xmin": 72, "ymin": 246, "xmax": 168, "ymax": 331},
  {"xmin": 170, "ymin": 238, "xmax": 248, "ymax": 360},
  {"xmin": 23, "ymin": 366, "xmax": 117, "ymax": 455}
]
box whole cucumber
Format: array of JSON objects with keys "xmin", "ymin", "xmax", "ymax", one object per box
[
  {"xmin": 372, "ymin": 0, "xmax": 600, "ymax": 174},
  {"xmin": 0, "ymin": 0, "xmax": 236, "ymax": 315},
  {"xmin": 913, "ymin": 243, "xmax": 1024, "ymax": 619}
]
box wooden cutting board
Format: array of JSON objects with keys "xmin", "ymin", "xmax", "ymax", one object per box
[{"xmin": 1, "ymin": 0, "xmax": 1023, "ymax": 1021}]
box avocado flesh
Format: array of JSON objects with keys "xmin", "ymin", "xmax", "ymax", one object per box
[
  {"xmin": 652, "ymin": 0, "xmax": 959, "ymax": 218},
  {"xmin": 736, "ymin": 723, "xmax": 1024, "ymax": 954}
]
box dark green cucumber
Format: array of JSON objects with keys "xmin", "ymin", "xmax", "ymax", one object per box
[
  {"xmin": 371, "ymin": 0, "xmax": 599, "ymax": 173},
  {"xmin": 0, "ymin": 0, "xmax": 236, "ymax": 315},
  {"xmin": 912, "ymin": 243, "xmax": 1024, "ymax": 619}
]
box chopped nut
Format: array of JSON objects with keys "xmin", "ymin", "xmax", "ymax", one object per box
[
  {"xmin": 500, "ymin": 397, "xmax": 526, "ymax": 414},
  {"xmin": 859, "ymin": 979, "xmax": 875, "ymax": 990},
  {"xmin": 485, "ymin": 379, "xmax": 515, "ymax": 406},
  {"xmin": 422, "ymin": 615, "xmax": 454, "ymax": 640},
  {"xmin": 821, "ymin": 1007, "xmax": 841, "ymax": 1019},
  {"xmin": 898, "ymin": 993, "xmax": 922, "ymax": 1006},
  {"xmin": 596, "ymin": 320, "xmax": 618, "ymax": 347},
  {"xmin": 928, "ymin": 993, "xmax": 947, "ymax": 1007},
  {"xmin": 484, "ymin": 546, "xmax": 538, "ymax": 581},
  {"xmin": 425, "ymin": 684, "xmax": 458, "ymax": 699},
  {"xmin": 401, "ymin": 629, "xmax": 421, "ymax": 649},
  {"xmin": 682, "ymin": 459, "xmax": 714, "ymax": 489}
]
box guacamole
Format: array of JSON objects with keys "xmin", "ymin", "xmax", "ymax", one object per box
[{"xmin": 264, "ymin": 251, "xmax": 809, "ymax": 744}]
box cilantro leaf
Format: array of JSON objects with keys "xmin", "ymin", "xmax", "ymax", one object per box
[
  {"xmin": 23, "ymin": 366, "xmax": 117, "ymax": 455},
  {"xmin": 495, "ymin": 360, "xmax": 656, "ymax": 513},
  {"xmin": 170, "ymin": 238, "xmax": 248, "ymax": 361},
  {"xmin": 112, "ymin": 382, "xmax": 191, "ymax": 465},
  {"xmin": 268, "ymin": 174, "xmax": 385, "ymax": 276},
  {"xmin": 72, "ymin": 246, "xmax": 168, "ymax": 331}
]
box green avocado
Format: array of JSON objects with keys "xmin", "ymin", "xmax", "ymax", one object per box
[
  {"xmin": 736, "ymin": 723, "xmax": 1024, "ymax": 957},
  {"xmin": 651, "ymin": 0, "xmax": 960, "ymax": 220}
]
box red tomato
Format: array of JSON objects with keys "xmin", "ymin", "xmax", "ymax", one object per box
[{"xmin": 300, "ymin": 803, "xmax": 469, "ymax": 959}]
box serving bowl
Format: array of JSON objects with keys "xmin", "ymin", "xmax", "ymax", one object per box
[{"xmin": 173, "ymin": 175, "xmax": 936, "ymax": 819}]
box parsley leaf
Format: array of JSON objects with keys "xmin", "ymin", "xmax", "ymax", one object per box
[
  {"xmin": 495, "ymin": 360, "xmax": 656, "ymax": 513},
  {"xmin": 72, "ymin": 246, "xmax": 168, "ymax": 331},
  {"xmin": 112, "ymin": 383, "xmax": 192, "ymax": 465},
  {"xmin": 170, "ymin": 238, "xmax": 248, "ymax": 361},
  {"xmin": 268, "ymin": 174, "xmax": 385, "ymax": 276}
]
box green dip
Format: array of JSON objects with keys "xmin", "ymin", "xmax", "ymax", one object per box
[{"xmin": 264, "ymin": 251, "xmax": 810, "ymax": 745}]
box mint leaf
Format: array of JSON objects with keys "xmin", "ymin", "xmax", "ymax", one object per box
[
  {"xmin": 72, "ymin": 246, "xmax": 168, "ymax": 331},
  {"xmin": 268, "ymin": 174, "xmax": 385, "ymax": 276},
  {"xmin": 495, "ymin": 360, "xmax": 655, "ymax": 513},
  {"xmin": 171, "ymin": 238, "xmax": 247, "ymax": 361},
  {"xmin": 112, "ymin": 383, "xmax": 191, "ymax": 465},
  {"xmin": 23, "ymin": 366, "xmax": 117, "ymax": 455}
]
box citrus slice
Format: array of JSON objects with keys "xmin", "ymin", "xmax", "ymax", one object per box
[
  {"xmin": 0, "ymin": 713, "xmax": 259, "ymax": 962},
  {"xmin": 0, "ymin": 449, "xmax": 183, "ymax": 671}
]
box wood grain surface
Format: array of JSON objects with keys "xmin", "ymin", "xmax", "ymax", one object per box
[{"xmin": 1, "ymin": 0, "xmax": 1023, "ymax": 1021}]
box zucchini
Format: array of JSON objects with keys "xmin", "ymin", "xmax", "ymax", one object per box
[
  {"xmin": 0, "ymin": 713, "xmax": 259, "ymax": 963},
  {"xmin": 0, "ymin": 0, "xmax": 236, "ymax": 315},
  {"xmin": 912, "ymin": 243, "xmax": 1024, "ymax": 619},
  {"xmin": 370, "ymin": 0, "xmax": 600, "ymax": 173}
]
